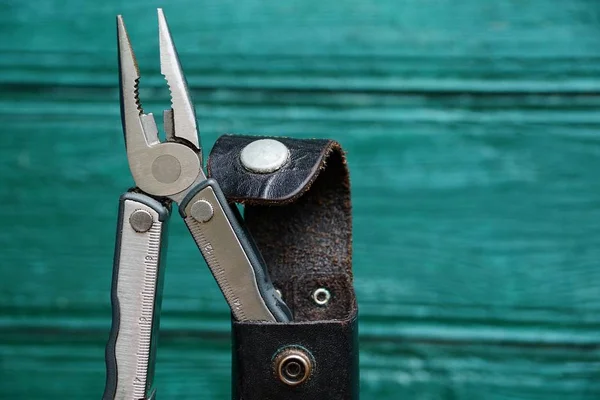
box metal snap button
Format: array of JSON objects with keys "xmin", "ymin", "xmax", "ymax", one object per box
[
  {"xmin": 273, "ymin": 346, "xmax": 314, "ymax": 386},
  {"xmin": 240, "ymin": 139, "xmax": 289, "ymax": 173}
]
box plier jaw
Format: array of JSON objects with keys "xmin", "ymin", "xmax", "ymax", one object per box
[{"xmin": 117, "ymin": 9, "xmax": 205, "ymax": 201}]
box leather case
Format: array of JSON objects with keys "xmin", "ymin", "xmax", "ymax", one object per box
[{"xmin": 208, "ymin": 135, "xmax": 358, "ymax": 400}]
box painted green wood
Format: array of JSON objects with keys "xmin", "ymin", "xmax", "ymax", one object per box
[{"xmin": 2, "ymin": 0, "xmax": 600, "ymax": 399}]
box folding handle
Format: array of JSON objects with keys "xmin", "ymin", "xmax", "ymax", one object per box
[
  {"xmin": 104, "ymin": 192, "xmax": 170, "ymax": 400},
  {"xmin": 179, "ymin": 179, "xmax": 292, "ymax": 322}
]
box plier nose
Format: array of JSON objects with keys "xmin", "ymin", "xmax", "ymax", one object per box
[{"xmin": 117, "ymin": 9, "xmax": 204, "ymax": 200}]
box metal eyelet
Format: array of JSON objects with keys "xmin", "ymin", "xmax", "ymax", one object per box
[{"xmin": 311, "ymin": 288, "xmax": 331, "ymax": 306}]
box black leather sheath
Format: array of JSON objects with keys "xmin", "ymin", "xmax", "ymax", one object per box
[{"xmin": 208, "ymin": 135, "xmax": 358, "ymax": 400}]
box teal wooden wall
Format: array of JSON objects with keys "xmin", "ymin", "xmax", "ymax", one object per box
[{"xmin": 2, "ymin": 1, "xmax": 600, "ymax": 398}]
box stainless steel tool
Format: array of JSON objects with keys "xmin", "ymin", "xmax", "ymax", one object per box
[{"xmin": 103, "ymin": 9, "xmax": 291, "ymax": 400}]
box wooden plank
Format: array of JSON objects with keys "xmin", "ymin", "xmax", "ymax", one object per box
[
  {"xmin": 2, "ymin": 1, "xmax": 600, "ymax": 92},
  {"xmin": 1, "ymin": 331, "xmax": 599, "ymax": 399},
  {"xmin": 3, "ymin": 0, "xmax": 600, "ymax": 57},
  {"xmin": 4, "ymin": 52, "xmax": 600, "ymax": 93},
  {"xmin": 2, "ymin": 95, "xmax": 600, "ymax": 330}
]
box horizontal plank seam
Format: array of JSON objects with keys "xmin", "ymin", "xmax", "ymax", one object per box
[
  {"xmin": 2, "ymin": 82, "xmax": 600, "ymax": 96},
  {"xmin": 2, "ymin": 327, "xmax": 599, "ymax": 349},
  {"xmin": 6, "ymin": 49, "xmax": 600, "ymax": 60}
]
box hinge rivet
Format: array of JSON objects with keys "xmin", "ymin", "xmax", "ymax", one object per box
[
  {"xmin": 190, "ymin": 199, "xmax": 214, "ymax": 223},
  {"xmin": 129, "ymin": 209, "xmax": 154, "ymax": 233}
]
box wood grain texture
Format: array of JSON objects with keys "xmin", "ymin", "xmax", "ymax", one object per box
[{"xmin": 2, "ymin": 0, "xmax": 600, "ymax": 398}]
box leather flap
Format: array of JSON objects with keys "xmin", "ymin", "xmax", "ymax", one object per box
[{"xmin": 207, "ymin": 135, "xmax": 341, "ymax": 204}]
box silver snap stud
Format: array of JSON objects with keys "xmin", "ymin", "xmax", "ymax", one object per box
[
  {"xmin": 312, "ymin": 288, "xmax": 331, "ymax": 306},
  {"xmin": 240, "ymin": 139, "xmax": 289, "ymax": 173},
  {"xmin": 129, "ymin": 209, "xmax": 154, "ymax": 233},
  {"xmin": 190, "ymin": 199, "xmax": 214, "ymax": 223}
]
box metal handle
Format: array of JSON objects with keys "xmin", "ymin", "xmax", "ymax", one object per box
[
  {"xmin": 104, "ymin": 192, "xmax": 170, "ymax": 400},
  {"xmin": 179, "ymin": 179, "xmax": 292, "ymax": 322}
]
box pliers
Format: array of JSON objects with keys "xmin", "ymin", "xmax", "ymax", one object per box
[{"xmin": 103, "ymin": 9, "xmax": 291, "ymax": 400}]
